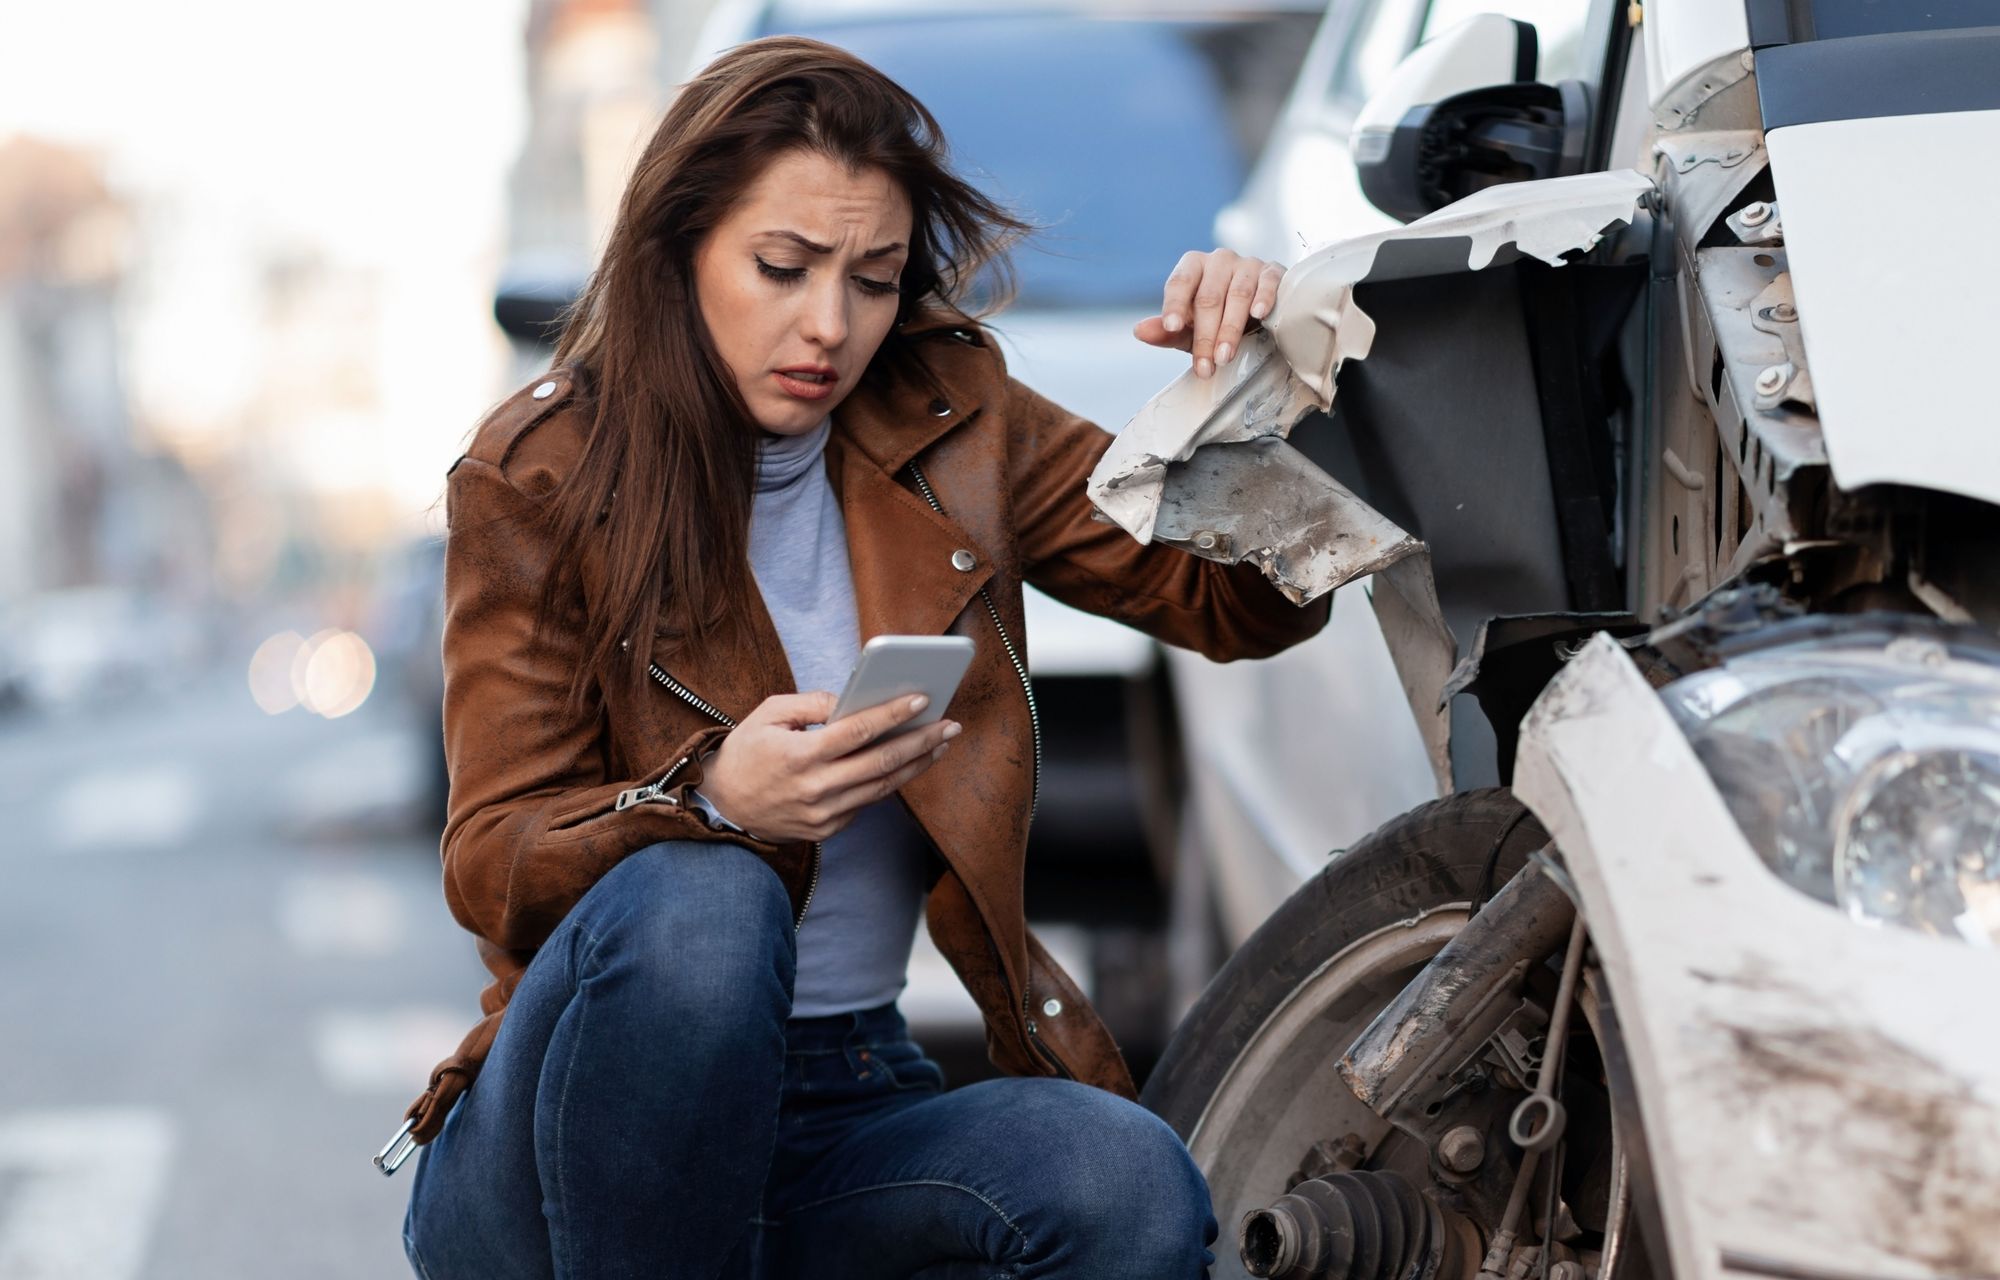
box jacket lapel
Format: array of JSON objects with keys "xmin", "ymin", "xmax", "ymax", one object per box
[
  {"xmin": 828, "ymin": 336, "xmax": 999, "ymax": 641},
  {"xmin": 825, "ymin": 430, "xmax": 992, "ymax": 643}
]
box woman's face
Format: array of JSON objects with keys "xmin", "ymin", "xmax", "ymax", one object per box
[{"xmin": 693, "ymin": 149, "xmax": 913, "ymax": 436}]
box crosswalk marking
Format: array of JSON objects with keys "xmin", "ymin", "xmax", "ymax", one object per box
[{"xmin": 0, "ymin": 1108, "xmax": 173, "ymax": 1280}]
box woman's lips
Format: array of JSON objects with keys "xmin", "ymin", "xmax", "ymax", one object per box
[{"xmin": 773, "ymin": 369, "xmax": 837, "ymax": 401}]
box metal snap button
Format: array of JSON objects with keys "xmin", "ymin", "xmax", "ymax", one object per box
[
  {"xmin": 929, "ymin": 398, "xmax": 951, "ymax": 417},
  {"xmin": 950, "ymin": 549, "xmax": 976, "ymax": 572},
  {"xmin": 532, "ymin": 380, "xmax": 558, "ymax": 400},
  {"xmin": 1041, "ymin": 998, "xmax": 1063, "ymax": 1018}
]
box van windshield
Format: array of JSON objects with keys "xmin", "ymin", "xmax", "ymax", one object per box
[{"xmin": 777, "ymin": 12, "xmax": 1317, "ymax": 308}]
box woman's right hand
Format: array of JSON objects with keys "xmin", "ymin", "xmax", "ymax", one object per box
[{"xmin": 695, "ymin": 692, "xmax": 959, "ymax": 842}]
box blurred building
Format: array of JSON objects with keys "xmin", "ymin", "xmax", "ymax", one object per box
[
  {"xmin": 0, "ymin": 139, "xmax": 121, "ymax": 594},
  {"xmin": 0, "ymin": 137, "xmax": 212, "ymax": 595},
  {"xmin": 0, "ymin": 136, "xmax": 219, "ymax": 704}
]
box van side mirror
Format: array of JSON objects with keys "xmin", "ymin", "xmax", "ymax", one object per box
[{"xmin": 1351, "ymin": 14, "xmax": 1591, "ymax": 223}]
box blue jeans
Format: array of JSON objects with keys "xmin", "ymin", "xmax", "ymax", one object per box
[{"xmin": 401, "ymin": 840, "xmax": 1218, "ymax": 1279}]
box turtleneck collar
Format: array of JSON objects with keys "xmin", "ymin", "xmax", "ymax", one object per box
[{"xmin": 753, "ymin": 416, "xmax": 832, "ymax": 494}]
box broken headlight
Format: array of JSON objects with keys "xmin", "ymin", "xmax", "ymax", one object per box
[{"xmin": 1662, "ymin": 631, "xmax": 2000, "ymax": 946}]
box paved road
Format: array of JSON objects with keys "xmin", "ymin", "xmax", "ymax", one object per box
[{"xmin": 0, "ymin": 668, "xmax": 482, "ymax": 1278}]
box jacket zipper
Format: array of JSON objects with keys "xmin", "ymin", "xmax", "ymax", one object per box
[
  {"xmin": 616, "ymin": 661, "xmax": 820, "ymax": 932},
  {"xmin": 906, "ymin": 460, "xmax": 1069, "ymax": 1078}
]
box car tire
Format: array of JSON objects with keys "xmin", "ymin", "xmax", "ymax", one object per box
[{"xmin": 1140, "ymin": 787, "xmax": 1545, "ymax": 1141}]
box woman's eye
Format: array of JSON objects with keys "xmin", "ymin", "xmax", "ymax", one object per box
[
  {"xmin": 755, "ymin": 257, "xmax": 805, "ymax": 284},
  {"xmin": 755, "ymin": 256, "xmax": 895, "ymax": 297}
]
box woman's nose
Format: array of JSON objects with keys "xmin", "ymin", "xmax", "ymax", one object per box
[{"xmin": 800, "ymin": 280, "xmax": 848, "ymax": 349}]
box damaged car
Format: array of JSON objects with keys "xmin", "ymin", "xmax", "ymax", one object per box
[{"xmin": 1096, "ymin": 1, "xmax": 2000, "ymax": 1277}]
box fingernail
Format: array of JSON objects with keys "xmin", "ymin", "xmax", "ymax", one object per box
[
  {"xmin": 932, "ymin": 743, "xmax": 949, "ymax": 761},
  {"xmin": 1164, "ymin": 313, "xmax": 1183, "ymax": 333},
  {"xmin": 1216, "ymin": 341, "xmax": 1233, "ymax": 364},
  {"xmin": 942, "ymin": 721, "xmax": 961, "ymax": 739},
  {"xmin": 1250, "ymin": 302, "xmax": 1268, "ymax": 320},
  {"xmin": 909, "ymin": 695, "xmax": 929, "ymax": 713},
  {"xmin": 1197, "ymin": 357, "xmax": 1213, "ymax": 378}
]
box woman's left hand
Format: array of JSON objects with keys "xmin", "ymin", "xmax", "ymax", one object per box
[{"xmin": 1132, "ymin": 249, "xmax": 1285, "ymax": 379}]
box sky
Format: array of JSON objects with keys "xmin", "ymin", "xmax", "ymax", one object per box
[{"xmin": 2, "ymin": 0, "xmax": 529, "ymax": 261}]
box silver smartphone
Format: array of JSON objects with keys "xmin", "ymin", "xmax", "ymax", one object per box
[{"xmin": 830, "ymin": 634, "xmax": 976, "ymax": 738}]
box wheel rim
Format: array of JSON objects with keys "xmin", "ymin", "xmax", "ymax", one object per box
[{"xmin": 1187, "ymin": 907, "xmax": 1471, "ymax": 1280}]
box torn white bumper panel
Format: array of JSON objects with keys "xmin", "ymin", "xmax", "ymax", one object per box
[
  {"xmin": 1513, "ymin": 634, "xmax": 2000, "ymax": 1280},
  {"xmin": 1086, "ymin": 169, "xmax": 1653, "ymax": 793},
  {"xmin": 1085, "ymin": 167, "xmax": 1655, "ymax": 565}
]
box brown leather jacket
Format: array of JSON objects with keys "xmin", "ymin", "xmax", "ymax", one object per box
[{"xmin": 399, "ymin": 314, "xmax": 1330, "ymax": 1145}]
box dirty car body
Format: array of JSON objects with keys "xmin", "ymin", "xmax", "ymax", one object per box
[{"xmin": 1115, "ymin": 1, "xmax": 2000, "ymax": 1277}]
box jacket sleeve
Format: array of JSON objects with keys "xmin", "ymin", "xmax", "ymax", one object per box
[
  {"xmin": 437, "ymin": 455, "xmax": 776, "ymax": 953},
  {"xmin": 1001, "ymin": 371, "xmax": 1331, "ymax": 661}
]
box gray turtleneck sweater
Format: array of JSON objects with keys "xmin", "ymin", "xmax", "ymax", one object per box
[{"xmin": 692, "ymin": 417, "xmax": 932, "ymax": 1018}]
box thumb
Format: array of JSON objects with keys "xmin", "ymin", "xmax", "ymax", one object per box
[
  {"xmin": 757, "ymin": 690, "xmax": 838, "ymax": 729},
  {"xmin": 1132, "ymin": 315, "xmax": 1193, "ymax": 352}
]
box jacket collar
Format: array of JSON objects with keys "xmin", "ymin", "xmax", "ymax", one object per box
[
  {"xmin": 822, "ymin": 316, "xmax": 1004, "ymax": 647},
  {"xmin": 830, "ymin": 316, "xmax": 1000, "ymax": 475}
]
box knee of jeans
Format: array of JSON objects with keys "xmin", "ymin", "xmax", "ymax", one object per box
[
  {"xmin": 1039, "ymin": 1088, "xmax": 1213, "ymax": 1270},
  {"xmin": 577, "ymin": 841, "xmax": 794, "ymax": 1023}
]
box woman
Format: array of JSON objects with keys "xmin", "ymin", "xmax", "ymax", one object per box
[{"xmin": 398, "ymin": 35, "xmax": 1329, "ymax": 1280}]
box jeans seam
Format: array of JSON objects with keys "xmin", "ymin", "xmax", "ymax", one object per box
[
  {"xmin": 779, "ymin": 1178, "xmax": 1032, "ymax": 1252},
  {"xmin": 736, "ymin": 1017, "xmax": 790, "ymax": 1280},
  {"xmin": 549, "ymin": 925, "xmax": 596, "ymax": 1280},
  {"xmin": 404, "ymin": 1224, "xmax": 438, "ymax": 1280}
]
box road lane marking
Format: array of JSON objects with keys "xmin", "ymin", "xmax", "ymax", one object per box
[
  {"xmin": 279, "ymin": 730, "xmax": 426, "ymax": 825},
  {"xmin": 279, "ymin": 871, "xmax": 409, "ymax": 957},
  {"xmin": 51, "ymin": 769, "xmax": 199, "ymax": 851},
  {"xmin": 312, "ymin": 1008, "xmax": 467, "ymax": 1094},
  {"xmin": 0, "ymin": 1108, "xmax": 173, "ymax": 1280}
]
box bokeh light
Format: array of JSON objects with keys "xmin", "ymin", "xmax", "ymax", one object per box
[
  {"xmin": 247, "ymin": 630, "xmax": 306, "ymax": 714},
  {"xmin": 296, "ymin": 629, "xmax": 377, "ymax": 719}
]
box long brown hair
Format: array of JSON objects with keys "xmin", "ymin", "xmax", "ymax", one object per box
[{"xmin": 536, "ymin": 36, "xmax": 1029, "ymax": 710}]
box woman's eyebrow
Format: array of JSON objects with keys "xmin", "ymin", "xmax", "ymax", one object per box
[{"xmin": 758, "ymin": 229, "xmax": 906, "ymax": 259}]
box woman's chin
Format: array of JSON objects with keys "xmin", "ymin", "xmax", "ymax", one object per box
[{"xmin": 752, "ymin": 394, "xmax": 844, "ymax": 435}]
